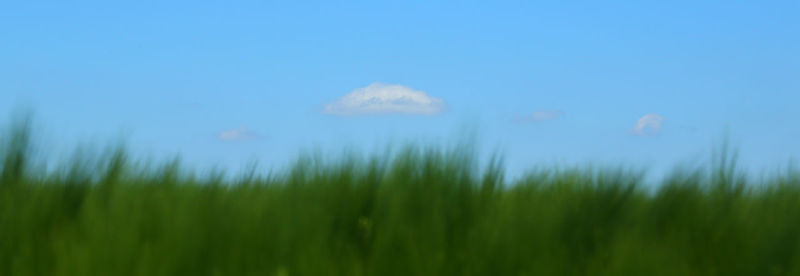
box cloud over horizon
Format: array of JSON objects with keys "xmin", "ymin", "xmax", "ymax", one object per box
[
  {"xmin": 323, "ymin": 83, "xmax": 444, "ymax": 115},
  {"xmin": 514, "ymin": 110, "xmax": 564, "ymax": 123},
  {"xmin": 218, "ymin": 127, "xmax": 263, "ymax": 142},
  {"xmin": 632, "ymin": 113, "xmax": 665, "ymax": 135}
]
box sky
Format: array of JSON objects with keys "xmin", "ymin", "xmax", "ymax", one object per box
[{"xmin": 1, "ymin": 1, "xmax": 798, "ymax": 179}]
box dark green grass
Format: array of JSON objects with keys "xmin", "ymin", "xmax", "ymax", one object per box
[{"xmin": 2, "ymin": 119, "xmax": 800, "ymax": 275}]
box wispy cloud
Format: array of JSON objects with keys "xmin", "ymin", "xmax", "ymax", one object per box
[
  {"xmin": 632, "ymin": 113, "xmax": 665, "ymax": 136},
  {"xmin": 323, "ymin": 83, "xmax": 444, "ymax": 115},
  {"xmin": 514, "ymin": 110, "xmax": 564, "ymax": 123},
  {"xmin": 218, "ymin": 127, "xmax": 263, "ymax": 142}
]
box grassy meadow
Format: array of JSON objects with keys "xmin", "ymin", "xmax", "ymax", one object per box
[{"xmin": 2, "ymin": 118, "xmax": 800, "ymax": 275}]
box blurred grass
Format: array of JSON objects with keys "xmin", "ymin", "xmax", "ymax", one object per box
[{"xmin": 2, "ymin": 118, "xmax": 800, "ymax": 275}]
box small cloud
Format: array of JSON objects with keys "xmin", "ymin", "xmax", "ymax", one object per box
[
  {"xmin": 515, "ymin": 110, "xmax": 564, "ymax": 123},
  {"xmin": 632, "ymin": 113, "xmax": 664, "ymax": 136},
  {"xmin": 218, "ymin": 127, "xmax": 263, "ymax": 142},
  {"xmin": 323, "ymin": 82, "xmax": 444, "ymax": 115}
]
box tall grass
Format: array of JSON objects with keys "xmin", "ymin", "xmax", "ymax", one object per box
[{"xmin": 1, "ymin": 119, "xmax": 800, "ymax": 275}]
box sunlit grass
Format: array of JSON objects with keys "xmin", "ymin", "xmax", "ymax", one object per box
[{"xmin": 1, "ymin": 118, "xmax": 799, "ymax": 275}]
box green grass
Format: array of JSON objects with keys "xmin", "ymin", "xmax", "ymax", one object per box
[{"xmin": 2, "ymin": 119, "xmax": 800, "ymax": 275}]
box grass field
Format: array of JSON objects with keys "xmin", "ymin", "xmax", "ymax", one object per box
[{"xmin": 2, "ymin": 119, "xmax": 800, "ymax": 275}]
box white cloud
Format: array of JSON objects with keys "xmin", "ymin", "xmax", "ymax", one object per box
[
  {"xmin": 632, "ymin": 113, "xmax": 665, "ymax": 135},
  {"xmin": 515, "ymin": 110, "xmax": 564, "ymax": 122},
  {"xmin": 218, "ymin": 127, "xmax": 263, "ymax": 142},
  {"xmin": 323, "ymin": 83, "xmax": 444, "ymax": 115}
]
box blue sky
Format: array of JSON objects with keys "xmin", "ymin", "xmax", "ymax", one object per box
[{"xmin": 1, "ymin": 1, "xmax": 798, "ymax": 178}]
